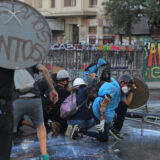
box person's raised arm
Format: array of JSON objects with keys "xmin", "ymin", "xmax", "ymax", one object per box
[
  {"xmin": 36, "ymin": 64, "xmax": 58, "ymax": 104},
  {"xmin": 123, "ymin": 83, "xmax": 136, "ymax": 105}
]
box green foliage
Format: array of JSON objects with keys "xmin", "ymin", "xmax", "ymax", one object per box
[
  {"xmin": 143, "ymin": 0, "xmax": 160, "ymax": 28},
  {"xmin": 103, "ymin": 0, "xmax": 160, "ymax": 36},
  {"xmin": 103, "ymin": 0, "xmax": 145, "ymax": 37}
]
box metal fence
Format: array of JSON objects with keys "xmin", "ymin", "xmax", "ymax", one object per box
[{"xmin": 42, "ymin": 49, "xmax": 144, "ymax": 80}]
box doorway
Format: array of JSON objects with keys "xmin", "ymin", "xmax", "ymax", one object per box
[{"xmin": 72, "ymin": 24, "xmax": 79, "ymax": 44}]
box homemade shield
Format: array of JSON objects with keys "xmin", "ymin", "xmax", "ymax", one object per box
[
  {"xmin": 128, "ymin": 77, "xmax": 149, "ymax": 109},
  {"xmin": 0, "ymin": 0, "xmax": 51, "ymax": 69}
]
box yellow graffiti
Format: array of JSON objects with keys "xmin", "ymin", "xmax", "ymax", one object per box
[
  {"xmin": 150, "ymin": 43, "xmax": 156, "ymax": 54},
  {"xmin": 158, "ymin": 43, "xmax": 160, "ymax": 64},
  {"xmin": 98, "ymin": 46, "xmax": 105, "ymax": 51},
  {"xmin": 107, "ymin": 46, "xmax": 112, "ymax": 51},
  {"xmin": 151, "ymin": 67, "xmax": 160, "ymax": 78},
  {"xmin": 158, "ymin": 43, "xmax": 160, "ymax": 53}
]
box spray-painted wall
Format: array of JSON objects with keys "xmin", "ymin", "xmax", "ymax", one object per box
[
  {"xmin": 43, "ymin": 48, "xmax": 143, "ymax": 81},
  {"xmin": 143, "ymin": 41, "xmax": 160, "ymax": 81}
]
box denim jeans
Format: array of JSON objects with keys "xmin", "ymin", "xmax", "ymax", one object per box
[{"xmin": 67, "ymin": 118, "xmax": 96, "ymax": 129}]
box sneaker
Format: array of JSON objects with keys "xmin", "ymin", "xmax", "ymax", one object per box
[
  {"xmin": 70, "ymin": 125, "xmax": 80, "ymax": 140},
  {"xmin": 109, "ymin": 129, "xmax": 123, "ymax": 141},
  {"xmin": 65, "ymin": 125, "xmax": 73, "ymax": 136},
  {"xmin": 50, "ymin": 121, "xmax": 61, "ymax": 136},
  {"xmin": 40, "ymin": 154, "xmax": 49, "ymax": 160}
]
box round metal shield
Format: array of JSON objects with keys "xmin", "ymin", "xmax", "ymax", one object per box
[
  {"xmin": 128, "ymin": 77, "xmax": 149, "ymax": 109},
  {"xmin": 0, "ymin": 0, "xmax": 51, "ymax": 69}
]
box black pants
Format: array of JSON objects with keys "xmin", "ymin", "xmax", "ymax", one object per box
[
  {"xmin": 113, "ymin": 101, "xmax": 128, "ymax": 132},
  {"xmin": 80, "ymin": 116, "xmax": 110, "ymax": 142},
  {"xmin": 0, "ymin": 101, "xmax": 13, "ymax": 160}
]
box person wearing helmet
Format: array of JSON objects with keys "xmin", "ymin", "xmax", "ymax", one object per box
[
  {"xmin": 43, "ymin": 70, "xmax": 71, "ymax": 135},
  {"xmin": 65, "ymin": 78, "xmax": 96, "ymax": 139},
  {"xmin": 72, "ymin": 78, "xmax": 86, "ymax": 88},
  {"xmin": 78, "ymin": 73, "xmax": 136, "ymax": 142},
  {"xmin": 109, "ymin": 74, "xmax": 136, "ymax": 141}
]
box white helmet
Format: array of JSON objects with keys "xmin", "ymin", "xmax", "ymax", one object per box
[
  {"xmin": 56, "ymin": 70, "xmax": 69, "ymax": 80},
  {"xmin": 73, "ymin": 78, "xmax": 86, "ymax": 88}
]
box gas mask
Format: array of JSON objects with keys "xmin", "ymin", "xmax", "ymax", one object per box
[{"xmin": 121, "ymin": 86, "xmax": 129, "ymax": 94}]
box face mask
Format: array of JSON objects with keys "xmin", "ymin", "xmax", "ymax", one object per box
[{"xmin": 121, "ymin": 86, "xmax": 129, "ymax": 94}]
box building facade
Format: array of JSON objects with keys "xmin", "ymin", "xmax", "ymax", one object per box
[{"xmin": 20, "ymin": 0, "xmax": 120, "ymax": 45}]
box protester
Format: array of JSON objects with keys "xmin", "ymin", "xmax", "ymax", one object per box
[
  {"xmin": 15, "ymin": 73, "xmax": 57, "ymax": 136},
  {"xmin": 109, "ymin": 74, "xmax": 136, "ymax": 141},
  {"xmin": 65, "ymin": 78, "xmax": 95, "ymax": 139},
  {"xmin": 83, "ymin": 65, "xmax": 136, "ymax": 141},
  {"xmin": 78, "ymin": 72, "xmax": 135, "ymax": 142},
  {"xmin": 45, "ymin": 70, "xmax": 71, "ymax": 136},
  {"xmin": 13, "ymin": 64, "xmax": 58, "ymax": 160},
  {"xmin": 0, "ymin": 68, "xmax": 14, "ymax": 160},
  {"xmin": 83, "ymin": 58, "xmax": 106, "ymax": 83}
]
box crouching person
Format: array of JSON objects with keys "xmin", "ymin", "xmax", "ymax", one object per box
[
  {"xmin": 78, "ymin": 75, "xmax": 130, "ymax": 142},
  {"xmin": 65, "ymin": 78, "xmax": 96, "ymax": 139},
  {"xmin": 46, "ymin": 70, "xmax": 71, "ymax": 136}
]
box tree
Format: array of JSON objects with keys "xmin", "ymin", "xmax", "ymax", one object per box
[
  {"xmin": 103, "ymin": 0, "xmax": 146, "ymax": 44},
  {"xmin": 143, "ymin": 0, "xmax": 160, "ymax": 31}
]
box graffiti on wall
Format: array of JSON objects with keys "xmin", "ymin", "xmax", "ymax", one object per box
[{"xmin": 144, "ymin": 42, "xmax": 160, "ymax": 81}]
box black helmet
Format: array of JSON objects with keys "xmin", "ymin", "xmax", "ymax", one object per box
[
  {"xmin": 118, "ymin": 74, "xmax": 133, "ymax": 83},
  {"xmin": 100, "ymin": 62, "xmax": 111, "ymax": 82}
]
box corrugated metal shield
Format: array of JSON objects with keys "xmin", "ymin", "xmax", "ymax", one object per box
[
  {"xmin": 0, "ymin": 0, "xmax": 51, "ymax": 69},
  {"xmin": 128, "ymin": 77, "xmax": 149, "ymax": 109}
]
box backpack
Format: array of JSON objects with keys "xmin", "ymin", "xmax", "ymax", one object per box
[
  {"xmin": 87, "ymin": 81, "xmax": 105, "ymax": 115},
  {"xmin": 87, "ymin": 81, "xmax": 105, "ymax": 102},
  {"xmin": 14, "ymin": 69, "xmax": 35, "ymax": 93},
  {"xmin": 60, "ymin": 92, "xmax": 87, "ymax": 119}
]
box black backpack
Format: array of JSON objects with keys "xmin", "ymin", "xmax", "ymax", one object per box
[{"xmin": 87, "ymin": 81, "xmax": 105, "ymax": 102}]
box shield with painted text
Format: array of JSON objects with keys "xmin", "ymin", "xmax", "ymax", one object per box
[{"xmin": 0, "ymin": 0, "xmax": 51, "ymax": 69}]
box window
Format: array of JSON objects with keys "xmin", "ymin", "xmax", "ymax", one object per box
[
  {"xmin": 88, "ymin": 27, "xmax": 97, "ymax": 34},
  {"xmin": 103, "ymin": 27, "xmax": 110, "ymax": 34},
  {"xmin": 89, "ymin": 36, "xmax": 96, "ymax": 44},
  {"xmin": 51, "ymin": 0, "xmax": 55, "ymax": 8},
  {"xmin": 103, "ymin": 36, "xmax": 115, "ymax": 45},
  {"xmin": 89, "ymin": 0, "xmax": 97, "ymax": 7},
  {"xmin": 64, "ymin": 0, "xmax": 76, "ymax": 7}
]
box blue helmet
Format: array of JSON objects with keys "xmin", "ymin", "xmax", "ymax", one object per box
[{"xmin": 118, "ymin": 74, "xmax": 133, "ymax": 83}]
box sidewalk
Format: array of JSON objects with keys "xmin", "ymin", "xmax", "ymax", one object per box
[
  {"xmin": 146, "ymin": 82, "xmax": 160, "ymax": 90},
  {"xmin": 146, "ymin": 82, "xmax": 160, "ymax": 99}
]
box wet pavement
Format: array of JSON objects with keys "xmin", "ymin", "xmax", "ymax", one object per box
[{"xmin": 11, "ymin": 97, "xmax": 160, "ymax": 160}]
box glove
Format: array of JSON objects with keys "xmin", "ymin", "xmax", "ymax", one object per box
[{"xmin": 96, "ymin": 120, "xmax": 105, "ymax": 132}]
